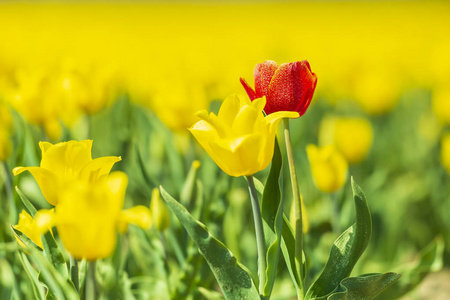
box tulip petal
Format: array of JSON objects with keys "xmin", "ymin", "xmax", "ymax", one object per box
[
  {"xmin": 117, "ymin": 205, "xmax": 152, "ymax": 234},
  {"xmin": 240, "ymin": 78, "xmax": 258, "ymax": 101},
  {"xmin": 35, "ymin": 209, "xmax": 55, "ymax": 234},
  {"xmin": 294, "ymin": 61, "xmax": 317, "ymax": 116},
  {"xmin": 265, "ymin": 111, "xmax": 299, "ymax": 133},
  {"xmin": 218, "ymin": 94, "xmax": 241, "ymax": 125},
  {"xmin": 13, "ymin": 167, "xmax": 60, "ymax": 205},
  {"xmin": 107, "ymin": 171, "xmax": 128, "ymax": 204},
  {"xmin": 232, "ymin": 103, "xmax": 261, "ymax": 136},
  {"xmin": 81, "ymin": 156, "xmax": 122, "ymax": 182},
  {"xmin": 189, "ymin": 120, "xmax": 219, "ymax": 155},
  {"xmin": 254, "ymin": 60, "xmax": 278, "ymax": 98},
  {"xmin": 40, "ymin": 140, "xmax": 93, "ymax": 177},
  {"xmin": 39, "ymin": 141, "xmax": 53, "ymax": 154}
]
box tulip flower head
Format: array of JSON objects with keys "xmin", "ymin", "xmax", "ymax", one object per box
[
  {"xmin": 441, "ymin": 133, "xmax": 450, "ymax": 174},
  {"xmin": 14, "ymin": 210, "xmax": 46, "ymax": 249},
  {"xmin": 306, "ymin": 144, "xmax": 348, "ymax": 193},
  {"xmin": 13, "ymin": 140, "xmax": 121, "ymax": 205},
  {"xmin": 35, "ymin": 172, "xmax": 151, "ymax": 261},
  {"xmin": 189, "ymin": 94, "xmax": 298, "ymax": 177},
  {"xmin": 319, "ymin": 116, "xmax": 374, "ymax": 164},
  {"xmin": 240, "ymin": 60, "xmax": 317, "ymax": 116}
]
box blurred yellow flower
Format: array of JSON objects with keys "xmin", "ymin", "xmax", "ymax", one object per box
[
  {"xmin": 13, "ymin": 140, "xmax": 121, "ymax": 205},
  {"xmin": 306, "ymin": 144, "xmax": 348, "ymax": 193},
  {"xmin": 150, "ymin": 188, "xmax": 170, "ymax": 231},
  {"xmin": 432, "ymin": 86, "xmax": 450, "ymax": 126},
  {"xmin": 319, "ymin": 116, "xmax": 373, "ymax": 164},
  {"xmin": 189, "ymin": 94, "xmax": 298, "ymax": 177},
  {"xmin": 0, "ymin": 102, "xmax": 12, "ymax": 161},
  {"xmin": 35, "ymin": 172, "xmax": 151, "ymax": 261},
  {"xmin": 441, "ymin": 133, "xmax": 450, "ymax": 174},
  {"xmin": 14, "ymin": 210, "xmax": 46, "ymax": 249}
]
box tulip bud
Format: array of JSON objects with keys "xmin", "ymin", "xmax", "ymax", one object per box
[
  {"xmin": 441, "ymin": 133, "xmax": 450, "ymax": 174},
  {"xmin": 306, "ymin": 144, "xmax": 348, "ymax": 193},
  {"xmin": 14, "ymin": 210, "xmax": 45, "ymax": 249},
  {"xmin": 240, "ymin": 60, "xmax": 317, "ymax": 116},
  {"xmin": 150, "ymin": 188, "xmax": 170, "ymax": 231}
]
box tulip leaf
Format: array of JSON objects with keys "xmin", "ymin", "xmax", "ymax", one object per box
[
  {"xmin": 305, "ymin": 178, "xmax": 372, "ymax": 299},
  {"xmin": 374, "ymin": 237, "xmax": 443, "ymax": 300},
  {"xmin": 159, "ymin": 186, "xmax": 260, "ymax": 300},
  {"xmin": 15, "ymin": 186, "xmax": 38, "ymax": 216},
  {"xmin": 311, "ymin": 273, "xmax": 401, "ymax": 300},
  {"xmin": 260, "ymin": 138, "xmax": 284, "ymax": 298},
  {"xmin": 18, "ymin": 253, "xmax": 46, "ymax": 300},
  {"xmin": 281, "ymin": 213, "xmax": 303, "ymax": 290},
  {"xmin": 15, "ymin": 186, "xmax": 69, "ymax": 278}
]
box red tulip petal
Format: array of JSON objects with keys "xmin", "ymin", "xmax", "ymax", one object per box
[
  {"xmin": 240, "ymin": 77, "xmax": 258, "ymax": 101},
  {"xmin": 294, "ymin": 60, "xmax": 317, "ymax": 116},
  {"xmin": 254, "ymin": 60, "xmax": 278, "ymax": 98}
]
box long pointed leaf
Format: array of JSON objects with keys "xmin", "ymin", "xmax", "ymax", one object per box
[
  {"xmin": 313, "ymin": 273, "xmax": 401, "ymax": 300},
  {"xmin": 160, "ymin": 186, "xmax": 260, "ymax": 300},
  {"xmin": 261, "ymin": 138, "xmax": 284, "ymax": 298},
  {"xmin": 306, "ymin": 178, "xmax": 372, "ymax": 299}
]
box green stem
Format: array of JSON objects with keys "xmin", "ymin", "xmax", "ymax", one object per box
[
  {"xmin": 331, "ymin": 192, "xmax": 340, "ymax": 235},
  {"xmin": 85, "ymin": 261, "xmax": 96, "ymax": 300},
  {"xmin": 283, "ymin": 119, "xmax": 305, "ymax": 299},
  {"xmin": 246, "ymin": 175, "xmax": 267, "ymax": 297},
  {"xmin": 70, "ymin": 255, "xmax": 79, "ymax": 293}
]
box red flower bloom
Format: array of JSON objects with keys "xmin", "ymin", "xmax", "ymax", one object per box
[{"xmin": 240, "ymin": 60, "xmax": 317, "ymax": 116}]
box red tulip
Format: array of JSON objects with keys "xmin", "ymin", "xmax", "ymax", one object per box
[{"xmin": 240, "ymin": 60, "xmax": 317, "ymax": 116}]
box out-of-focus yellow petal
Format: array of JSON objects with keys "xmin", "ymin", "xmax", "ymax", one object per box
[
  {"xmin": 150, "ymin": 188, "xmax": 170, "ymax": 231},
  {"xmin": 441, "ymin": 133, "xmax": 450, "ymax": 173},
  {"xmin": 14, "ymin": 210, "xmax": 44, "ymax": 249},
  {"xmin": 35, "ymin": 209, "xmax": 55, "ymax": 234},
  {"xmin": 81, "ymin": 156, "xmax": 122, "ymax": 182},
  {"xmin": 118, "ymin": 205, "xmax": 152, "ymax": 234},
  {"xmin": 13, "ymin": 166, "xmax": 59, "ymax": 205},
  {"xmin": 307, "ymin": 144, "xmax": 348, "ymax": 193}
]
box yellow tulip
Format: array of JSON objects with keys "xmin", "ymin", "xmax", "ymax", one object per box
[
  {"xmin": 13, "ymin": 140, "xmax": 121, "ymax": 205},
  {"xmin": 0, "ymin": 102, "xmax": 12, "ymax": 161},
  {"xmin": 319, "ymin": 116, "xmax": 373, "ymax": 164},
  {"xmin": 306, "ymin": 144, "xmax": 348, "ymax": 193},
  {"xmin": 150, "ymin": 188, "xmax": 170, "ymax": 231},
  {"xmin": 189, "ymin": 94, "xmax": 298, "ymax": 177},
  {"xmin": 13, "ymin": 210, "xmax": 45, "ymax": 249},
  {"xmin": 35, "ymin": 172, "xmax": 151, "ymax": 261},
  {"xmin": 441, "ymin": 133, "xmax": 450, "ymax": 174},
  {"xmin": 432, "ymin": 86, "xmax": 450, "ymax": 126}
]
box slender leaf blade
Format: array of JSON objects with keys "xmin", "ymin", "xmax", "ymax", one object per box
[
  {"xmin": 306, "ymin": 178, "xmax": 372, "ymax": 299},
  {"xmin": 160, "ymin": 186, "xmax": 260, "ymax": 300}
]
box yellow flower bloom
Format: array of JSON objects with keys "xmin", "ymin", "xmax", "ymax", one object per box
[
  {"xmin": 319, "ymin": 116, "xmax": 373, "ymax": 164},
  {"xmin": 150, "ymin": 188, "xmax": 170, "ymax": 231},
  {"xmin": 14, "ymin": 210, "xmax": 45, "ymax": 249},
  {"xmin": 432, "ymin": 86, "xmax": 450, "ymax": 126},
  {"xmin": 306, "ymin": 144, "xmax": 348, "ymax": 193},
  {"xmin": 189, "ymin": 94, "xmax": 298, "ymax": 177},
  {"xmin": 13, "ymin": 140, "xmax": 121, "ymax": 205},
  {"xmin": 36, "ymin": 172, "xmax": 151, "ymax": 261},
  {"xmin": 441, "ymin": 133, "xmax": 450, "ymax": 174}
]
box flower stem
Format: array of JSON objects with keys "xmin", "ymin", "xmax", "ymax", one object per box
[
  {"xmin": 283, "ymin": 118, "xmax": 305, "ymax": 299},
  {"xmin": 246, "ymin": 175, "xmax": 267, "ymax": 297},
  {"xmin": 85, "ymin": 261, "xmax": 96, "ymax": 300},
  {"xmin": 3, "ymin": 161, "xmax": 16, "ymax": 224}
]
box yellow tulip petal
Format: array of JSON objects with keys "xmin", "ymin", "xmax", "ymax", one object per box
[
  {"xmin": 150, "ymin": 188, "xmax": 170, "ymax": 231},
  {"xmin": 218, "ymin": 94, "xmax": 241, "ymax": 125},
  {"xmin": 39, "ymin": 141, "xmax": 54, "ymax": 154},
  {"xmin": 13, "ymin": 167, "xmax": 60, "ymax": 205},
  {"xmin": 251, "ymin": 96, "xmax": 267, "ymax": 113},
  {"xmin": 118, "ymin": 205, "xmax": 152, "ymax": 234},
  {"xmin": 35, "ymin": 209, "xmax": 55, "ymax": 234},
  {"xmin": 265, "ymin": 111, "xmax": 300, "ymax": 133},
  {"xmin": 232, "ymin": 103, "xmax": 261, "ymax": 136},
  {"xmin": 14, "ymin": 210, "xmax": 44, "ymax": 249},
  {"xmin": 81, "ymin": 156, "xmax": 122, "ymax": 182},
  {"xmin": 189, "ymin": 120, "xmax": 219, "ymax": 154},
  {"xmin": 106, "ymin": 171, "xmax": 128, "ymax": 206},
  {"xmin": 40, "ymin": 140, "xmax": 93, "ymax": 177}
]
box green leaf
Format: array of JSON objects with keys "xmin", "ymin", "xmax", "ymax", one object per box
[
  {"xmin": 260, "ymin": 138, "xmax": 284, "ymax": 298},
  {"xmin": 375, "ymin": 237, "xmax": 444, "ymax": 300},
  {"xmin": 306, "ymin": 178, "xmax": 372, "ymax": 299},
  {"xmin": 15, "ymin": 186, "xmax": 69, "ymax": 278},
  {"xmin": 18, "ymin": 253, "xmax": 46, "ymax": 300},
  {"xmin": 280, "ymin": 214, "xmax": 302, "ymax": 291},
  {"xmin": 15, "ymin": 186, "xmax": 38, "ymax": 216},
  {"xmin": 159, "ymin": 186, "xmax": 260, "ymax": 300},
  {"xmin": 312, "ymin": 273, "xmax": 401, "ymax": 300}
]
